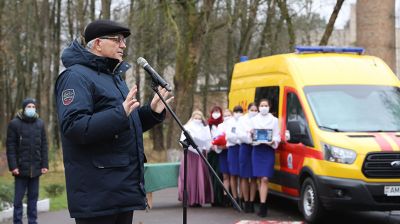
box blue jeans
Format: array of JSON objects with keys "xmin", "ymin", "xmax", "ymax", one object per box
[{"xmin": 13, "ymin": 176, "xmax": 39, "ymax": 224}]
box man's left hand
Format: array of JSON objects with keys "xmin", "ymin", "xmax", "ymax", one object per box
[
  {"xmin": 150, "ymin": 87, "xmax": 174, "ymax": 113},
  {"xmin": 41, "ymin": 168, "xmax": 48, "ymax": 174}
]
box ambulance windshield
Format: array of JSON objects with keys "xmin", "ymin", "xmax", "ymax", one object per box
[{"xmin": 305, "ymin": 85, "xmax": 400, "ymax": 132}]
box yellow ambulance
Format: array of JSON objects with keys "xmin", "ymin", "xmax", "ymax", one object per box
[{"xmin": 229, "ymin": 46, "xmax": 400, "ymax": 223}]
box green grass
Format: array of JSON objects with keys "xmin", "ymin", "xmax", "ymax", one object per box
[
  {"xmin": 49, "ymin": 191, "xmax": 68, "ymax": 211},
  {"xmin": 0, "ymin": 171, "xmax": 68, "ymax": 211}
]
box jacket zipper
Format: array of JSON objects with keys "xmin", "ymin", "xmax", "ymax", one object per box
[
  {"xmin": 29, "ymin": 124, "xmax": 33, "ymax": 178},
  {"xmin": 112, "ymin": 61, "xmax": 122, "ymax": 74}
]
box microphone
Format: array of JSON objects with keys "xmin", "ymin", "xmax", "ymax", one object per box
[{"xmin": 137, "ymin": 57, "xmax": 172, "ymax": 92}]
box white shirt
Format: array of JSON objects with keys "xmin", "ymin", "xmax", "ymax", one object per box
[
  {"xmin": 180, "ymin": 120, "xmax": 212, "ymax": 154},
  {"xmin": 224, "ymin": 116, "xmax": 242, "ymax": 147},
  {"xmin": 249, "ymin": 113, "xmax": 281, "ymax": 149},
  {"xmin": 237, "ymin": 114, "xmax": 254, "ymax": 144}
]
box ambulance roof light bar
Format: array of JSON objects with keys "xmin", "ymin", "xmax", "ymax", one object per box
[{"xmin": 295, "ymin": 46, "xmax": 365, "ymax": 55}]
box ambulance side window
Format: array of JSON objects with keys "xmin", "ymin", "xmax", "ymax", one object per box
[
  {"xmin": 286, "ymin": 92, "xmax": 313, "ymax": 147},
  {"xmin": 255, "ymin": 86, "xmax": 279, "ymax": 117}
]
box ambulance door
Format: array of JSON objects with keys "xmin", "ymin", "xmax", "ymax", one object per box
[{"xmin": 278, "ymin": 88, "xmax": 314, "ymax": 197}]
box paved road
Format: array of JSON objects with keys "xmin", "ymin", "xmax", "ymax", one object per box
[{"xmin": 2, "ymin": 188, "xmax": 400, "ymax": 224}]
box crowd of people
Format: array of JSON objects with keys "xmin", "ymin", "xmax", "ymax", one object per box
[
  {"xmin": 178, "ymin": 99, "xmax": 281, "ymax": 218},
  {"xmin": 5, "ymin": 18, "xmax": 280, "ymax": 224}
]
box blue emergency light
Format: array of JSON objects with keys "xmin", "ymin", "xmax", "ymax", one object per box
[{"xmin": 295, "ymin": 46, "xmax": 365, "ymax": 54}]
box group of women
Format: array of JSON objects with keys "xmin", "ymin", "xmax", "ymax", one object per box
[{"xmin": 177, "ymin": 99, "xmax": 281, "ymax": 218}]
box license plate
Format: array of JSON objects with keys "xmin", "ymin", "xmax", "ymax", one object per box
[{"xmin": 384, "ymin": 186, "xmax": 400, "ymax": 196}]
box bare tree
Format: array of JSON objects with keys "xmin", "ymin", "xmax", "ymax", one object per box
[
  {"xmin": 258, "ymin": 0, "xmax": 276, "ymax": 57},
  {"xmin": 101, "ymin": 0, "xmax": 112, "ymax": 19},
  {"xmin": 277, "ymin": 0, "xmax": 295, "ymax": 51},
  {"xmin": 319, "ymin": 0, "xmax": 345, "ymax": 46},
  {"xmin": 163, "ymin": 0, "xmax": 216, "ymax": 149},
  {"xmin": 0, "ymin": 0, "xmax": 5, "ymax": 147}
]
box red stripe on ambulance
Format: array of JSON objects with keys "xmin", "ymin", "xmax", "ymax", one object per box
[{"xmin": 373, "ymin": 133, "xmax": 393, "ymax": 151}]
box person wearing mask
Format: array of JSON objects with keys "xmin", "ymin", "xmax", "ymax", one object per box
[
  {"xmin": 212, "ymin": 108, "xmax": 232, "ymax": 206},
  {"xmin": 249, "ymin": 99, "xmax": 280, "ymax": 217},
  {"xmin": 237, "ymin": 103, "xmax": 258, "ymax": 213},
  {"xmin": 207, "ymin": 106, "xmax": 225, "ymax": 207},
  {"xmin": 6, "ymin": 98, "xmax": 49, "ymax": 224},
  {"xmin": 55, "ymin": 19, "xmax": 172, "ymax": 224},
  {"xmin": 225, "ymin": 105, "xmax": 244, "ymax": 207},
  {"xmin": 178, "ymin": 110, "xmax": 213, "ymax": 207}
]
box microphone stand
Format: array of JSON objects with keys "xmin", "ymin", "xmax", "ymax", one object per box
[{"xmin": 150, "ymin": 82, "xmax": 242, "ymax": 224}]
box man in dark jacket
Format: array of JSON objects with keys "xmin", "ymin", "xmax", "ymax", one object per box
[
  {"xmin": 54, "ymin": 19, "xmax": 172, "ymax": 224},
  {"xmin": 6, "ymin": 98, "xmax": 49, "ymax": 224}
]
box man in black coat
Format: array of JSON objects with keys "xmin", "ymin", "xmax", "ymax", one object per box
[
  {"xmin": 6, "ymin": 98, "xmax": 49, "ymax": 224},
  {"xmin": 54, "ymin": 19, "xmax": 172, "ymax": 224}
]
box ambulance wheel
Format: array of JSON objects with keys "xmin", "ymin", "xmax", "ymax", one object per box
[{"xmin": 299, "ymin": 178, "xmax": 325, "ymax": 223}]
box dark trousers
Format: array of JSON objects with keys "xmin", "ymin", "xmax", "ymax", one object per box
[
  {"xmin": 13, "ymin": 176, "xmax": 39, "ymax": 224},
  {"xmin": 75, "ymin": 211, "xmax": 134, "ymax": 224}
]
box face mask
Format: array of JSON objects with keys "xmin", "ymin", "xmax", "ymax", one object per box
[
  {"xmin": 259, "ymin": 106, "xmax": 269, "ymax": 115},
  {"xmin": 212, "ymin": 112, "xmax": 221, "ymax": 120},
  {"xmin": 233, "ymin": 113, "xmax": 242, "ymax": 119},
  {"xmin": 24, "ymin": 108, "xmax": 36, "ymax": 118},
  {"xmin": 192, "ymin": 119, "xmax": 203, "ymax": 125},
  {"xmin": 248, "ymin": 111, "xmax": 258, "ymax": 118}
]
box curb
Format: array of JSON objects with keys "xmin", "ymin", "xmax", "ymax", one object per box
[{"xmin": 0, "ymin": 199, "xmax": 50, "ymax": 222}]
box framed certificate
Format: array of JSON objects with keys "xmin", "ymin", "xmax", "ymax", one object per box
[{"xmin": 252, "ymin": 129, "xmax": 273, "ymax": 144}]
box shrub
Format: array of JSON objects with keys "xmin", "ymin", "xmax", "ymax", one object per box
[
  {"xmin": 0, "ymin": 183, "xmax": 13, "ymax": 210},
  {"xmin": 44, "ymin": 184, "xmax": 65, "ymax": 198}
]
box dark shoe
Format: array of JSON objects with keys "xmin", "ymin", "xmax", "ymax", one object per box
[
  {"xmin": 257, "ymin": 203, "xmax": 268, "ymax": 217},
  {"xmin": 244, "ymin": 201, "xmax": 250, "ymax": 213},
  {"xmin": 190, "ymin": 203, "xmax": 202, "ymax": 207},
  {"xmin": 222, "ymin": 195, "xmax": 230, "ymax": 207},
  {"xmin": 249, "ymin": 201, "xmax": 255, "ymax": 213},
  {"xmin": 244, "ymin": 201, "xmax": 254, "ymax": 213}
]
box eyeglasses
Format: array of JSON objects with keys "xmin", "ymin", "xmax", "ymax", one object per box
[{"xmin": 99, "ymin": 35, "xmax": 126, "ymax": 44}]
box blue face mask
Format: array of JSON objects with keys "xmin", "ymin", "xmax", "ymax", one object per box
[{"xmin": 24, "ymin": 108, "xmax": 36, "ymax": 117}]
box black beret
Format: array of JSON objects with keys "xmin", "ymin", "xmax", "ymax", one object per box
[
  {"xmin": 22, "ymin": 98, "xmax": 36, "ymax": 109},
  {"xmin": 84, "ymin": 19, "xmax": 131, "ymax": 43}
]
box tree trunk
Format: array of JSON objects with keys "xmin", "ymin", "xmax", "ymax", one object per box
[
  {"xmin": 357, "ymin": 0, "xmax": 396, "ymax": 73},
  {"xmin": 101, "ymin": 0, "xmax": 112, "ymax": 19},
  {"xmin": 90, "ymin": 0, "xmax": 96, "ymax": 20},
  {"xmin": 51, "ymin": 0, "xmax": 62, "ymax": 150},
  {"xmin": 164, "ymin": 0, "xmax": 214, "ymax": 150},
  {"xmin": 0, "ymin": 0, "xmax": 5, "ymax": 147},
  {"xmin": 319, "ymin": 0, "xmax": 345, "ymax": 46},
  {"xmin": 67, "ymin": 0, "xmax": 74, "ymax": 40},
  {"xmin": 277, "ymin": 0, "xmax": 295, "ymax": 51},
  {"xmin": 258, "ymin": 0, "xmax": 276, "ymax": 57},
  {"xmin": 237, "ymin": 0, "xmax": 261, "ymax": 56}
]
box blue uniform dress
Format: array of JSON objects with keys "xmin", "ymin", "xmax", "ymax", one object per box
[
  {"xmin": 237, "ymin": 114, "xmax": 255, "ymax": 178},
  {"xmin": 219, "ymin": 150, "xmax": 230, "ymax": 174},
  {"xmin": 225, "ymin": 117, "xmax": 241, "ymax": 176},
  {"xmin": 227, "ymin": 144, "xmax": 240, "ymax": 175},
  {"xmin": 252, "ymin": 144, "xmax": 275, "ymax": 177},
  {"xmin": 239, "ymin": 143, "xmax": 253, "ymax": 178},
  {"xmin": 213, "ymin": 121, "xmax": 230, "ymax": 174},
  {"xmin": 250, "ymin": 113, "xmax": 280, "ymax": 178}
]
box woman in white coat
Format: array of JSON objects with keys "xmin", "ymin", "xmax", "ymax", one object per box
[
  {"xmin": 178, "ymin": 110, "xmax": 214, "ymax": 207},
  {"xmin": 250, "ymin": 99, "xmax": 280, "ymax": 217},
  {"xmin": 237, "ymin": 103, "xmax": 258, "ymax": 213},
  {"xmin": 225, "ymin": 105, "xmax": 243, "ymax": 206}
]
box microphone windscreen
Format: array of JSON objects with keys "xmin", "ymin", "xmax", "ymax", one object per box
[{"xmin": 137, "ymin": 57, "xmax": 147, "ymax": 67}]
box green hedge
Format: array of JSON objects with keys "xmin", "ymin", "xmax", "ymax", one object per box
[{"xmin": 0, "ymin": 182, "xmax": 13, "ymax": 210}]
